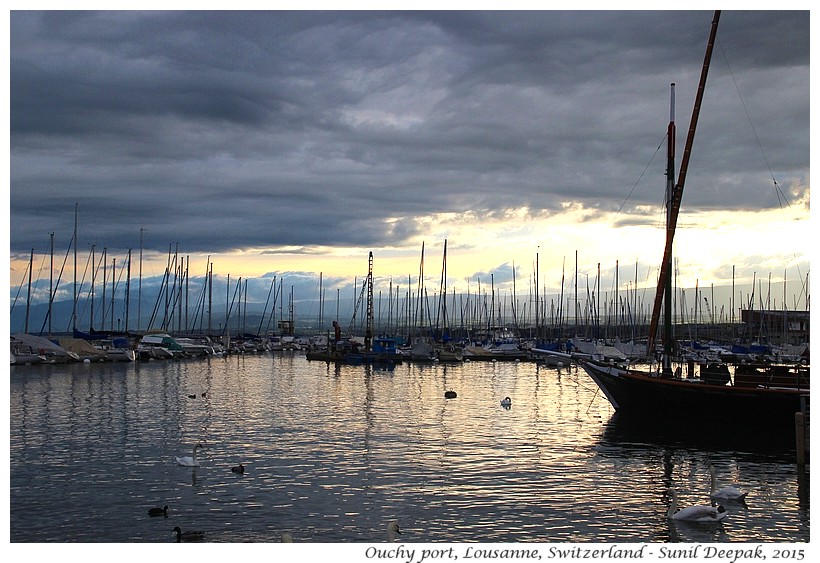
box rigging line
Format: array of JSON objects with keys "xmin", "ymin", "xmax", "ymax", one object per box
[
  {"xmin": 716, "ymin": 38, "xmax": 790, "ymax": 209},
  {"xmin": 70, "ymin": 247, "xmax": 95, "ymax": 333},
  {"xmin": 616, "ymin": 133, "xmax": 667, "ymax": 215},
  {"xmin": 585, "ymin": 386, "xmax": 601, "ymax": 414}
]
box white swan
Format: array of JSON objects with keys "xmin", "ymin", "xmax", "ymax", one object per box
[
  {"xmin": 175, "ymin": 444, "xmax": 203, "ymax": 467},
  {"xmin": 710, "ymin": 465, "xmax": 747, "ymax": 501},
  {"xmin": 386, "ymin": 520, "xmax": 402, "ymax": 542},
  {"xmin": 500, "ymin": 397, "xmax": 512, "ymax": 407},
  {"xmin": 667, "ymin": 488, "xmax": 727, "ymax": 522}
]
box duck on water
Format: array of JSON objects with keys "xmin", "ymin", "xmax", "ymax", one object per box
[{"xmin": 173, "ymin": 527, "xmax": 205, "ymax": 542}]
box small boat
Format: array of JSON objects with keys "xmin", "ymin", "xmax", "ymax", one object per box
[
  {"xmin": 344, "ymin": 336, "xmax": 403, "ymax": 365},
  {"xmin": 11, "ymin": 333, "xmax": 81, "ymax": 364},
  {"xmin": 137, "ymin": 333, "xmax": 181, "ymax": 360}
]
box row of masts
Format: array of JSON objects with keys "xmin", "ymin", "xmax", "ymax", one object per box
[
  {"xmin": 12, "ymin": 213, "xmax": 808, "ymax": 344},
  {"xmin": 13, "ymin": 212, "xmax": 297, "ymax": 337},
  {"xmin": 342, "ymin": 249, "xmax": 806, "ymax": 346}
]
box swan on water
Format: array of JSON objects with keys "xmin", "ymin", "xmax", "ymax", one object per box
[
  {"xmin": 709, "ymin": 465, "xmax": 747, "ymax": 501},
  {"xmin": 666, "ymin": 488, "xmax": 727, "ymax": 522},
  {"xmin": 500, "ymin": 397, "xmax": 512, "ymax": 407},
  {"xmin": 173, "ymin": 526, "xmax": 205, "ymax": 542},
  {"xmin": 386, "ymin": 520, "xmax": 402, "ymax": 542},
  {"xmin": 176, "ymin": 444, "xmax": 203, "ymax": 467},
  {"xmin": 148, "ymin": 505, "xmax": 168, "ymax": 517},
  {"xmin": 231, "ymin": 463, "xmax": 245, "ymax": 474}
]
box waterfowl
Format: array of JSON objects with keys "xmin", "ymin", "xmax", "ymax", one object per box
[
  {"xmin": 187, "ymin": 394, "xmax": 197, "ymax": 399},
  {"xmin": 148, "ymin": 505, "xmax": 168, "ymax": 517},
  {"xmin": 666, "ymin": 488, "xmax": 727, "ymax": 522},
  {"xmin": 386, "ymin": 520, "xmax": 402, "ymax": 542},
  {"xmin": 175, "ymin": 444, "xmax": 203, "ymax": 467},
  {"xmin": 444, "ymin": 390, "xmax": 457, "ymax": 399},
  {"xmin": 231, "ymin": 463, "xmax": 245, "ymax": 474},
  {"xmin": 173, "ymin": 526, "xmax": 205, "ymax": 542},
  {"xmin": 500, "ymin": 397, "xmax": 512, "ymax": 407},
  {"xmin": 709, "ymin": 465, "xmax": 748, "ymax": 501},
  {"xmin": 281, "ymin": 531, "xmax": 294, "ymax": 542}
]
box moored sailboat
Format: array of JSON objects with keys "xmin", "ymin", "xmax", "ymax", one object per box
[{"xmin": 577, "ymin": 11, "xmax": 809, "ymax": 430}]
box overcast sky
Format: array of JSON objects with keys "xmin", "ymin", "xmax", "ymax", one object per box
[{"xmin": 7, "ymin": 8, "xmax": 811, "ymax": 316}]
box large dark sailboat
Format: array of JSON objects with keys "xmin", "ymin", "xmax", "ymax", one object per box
[{"xmin": 577, "ymin": 11, "xmax": 809, "ymax": 429}]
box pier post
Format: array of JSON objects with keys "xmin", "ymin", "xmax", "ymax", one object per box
[{"xmin": 795, "ymin": 412, "xmax": 806, "ymax": 464}]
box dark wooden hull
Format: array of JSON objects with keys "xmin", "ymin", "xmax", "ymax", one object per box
[{"xmin": 579, "ymin": 359, "xmax": 809, "ymax": 427}]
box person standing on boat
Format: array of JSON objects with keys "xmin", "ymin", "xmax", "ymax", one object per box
[{"xmin": 332, "ymin": 320, "xmax": 341, "ymax": 343}]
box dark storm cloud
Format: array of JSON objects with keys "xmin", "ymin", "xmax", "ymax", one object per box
[{"xmin": 9, "ymin": 10, "xmax": 810, "ymax": 258}]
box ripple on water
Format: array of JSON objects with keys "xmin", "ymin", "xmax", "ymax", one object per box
[{"xmin": 9, "ymin": 356, "xmax": 810, "ymax": 543}]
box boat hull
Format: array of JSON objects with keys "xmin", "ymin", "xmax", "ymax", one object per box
[{"xmin": 580, "ymin": 359, "xmax": 808, "ymax": 427}]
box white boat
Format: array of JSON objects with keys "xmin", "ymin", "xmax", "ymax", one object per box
[
  {"xmin": 175, "ymin": 336, "xmax": 218, "ymax": 357},
  {"xmin": 138, "ymin": 333, "xmax": 181, "ymax": 359},
  {"xmin": 11, "ymin": 333, "xmax": 80, "ymax": 364}
]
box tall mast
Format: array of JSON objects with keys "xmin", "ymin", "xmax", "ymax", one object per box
[
  {"xmin": 90, "ymin": 245, "xmax": 96, "ymax": 330},
  {"xmin": 125, "ymin": 249, "xmax": 131, "ymax": 333},
  {"xmin": 662, "ymin": 82, "xmax": 676, "ymax": 373},
  {"xmin": 49, "ymin": 232, "xmax": 54, "ymax": 336},
  {"xmin": 647, "ymin": 10, "xmax": 720, "ymax": 361},
  {"xmin": 138, "ymin": 228, "xmax": 143, "ymax": 332},
  {"xmin": 365, "ymin": 251, "xmax": 374, "ymax": 350},
  {"xmin": 101, "ymin": 248, "xmax": 107, "ymax": 331},
  {"xmin": 535, "ymin": 248, "xmax": 539, "ymax": 341},
  {"xmin": 73, "ymin": 202, "xmax": 78, "ymax": 334},
  {"xmin": 574, "ymin": 250, "xmax": 578, "ymax": 337},
  {"xmin": 111, "ymin": 257, "xmax": 116, "ymax": 331},
  {"xmin": 25, "ymin": 248, "xmax": 33, "ymax": 334}
]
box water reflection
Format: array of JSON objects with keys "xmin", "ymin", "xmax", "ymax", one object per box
[
  {"xmin": 597, "ymin": 409, "xmax": 800, "ymax": 462},
  {"xmin": 9, "ymin": 357, "xmax": 809, "ymax": 543}
]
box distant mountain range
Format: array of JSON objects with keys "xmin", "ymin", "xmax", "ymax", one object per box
[{"xmin": 9, "ymin": 296, "xmax": 359, "ymax": 337}]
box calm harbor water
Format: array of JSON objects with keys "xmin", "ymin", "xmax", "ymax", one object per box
[{"xmin": 9, "ymin": 353, "xmax": 810, "ymax": 545}]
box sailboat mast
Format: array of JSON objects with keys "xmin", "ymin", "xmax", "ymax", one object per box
[
  {"xmin": 73, "ymin": 202, "xmax": 78, "ymax": 334},
  {"xmin": 90, "ymin": 245, "xmax": 96, "ymax": 330},
  {"xmin": 49, "ymin": 232, "xmax": 54, "ymax": 336},
  {"xmin": 662, "ymin": 83, "xmax": 676, "ymax": 373},
  {"xmin": 25, "ymin": 248, "xmax": 33, "ymax": 334},
  {"xmin": 647, "ymin": 10, "xmax": 720, "ymax": 361},
  {"xmin": 125, "ymin": 249, "xmax": 131, "ymax": 332},
  {"xmin": 138, "ymin": 228, "xmax": 143, "ymax": 332},
  {"xmin": 535, "ymin": 249, "xmax": 540, "ymax": 341},
  {"xmin": 111, "ymin": 257, "xmax": 116, "ymax": 331},
  {"xmin": 101, "ymin": 247, "xmax": 107, "ymax": 330}
]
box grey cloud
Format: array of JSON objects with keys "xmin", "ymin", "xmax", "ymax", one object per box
[{"xmin": 10, "ymin": 10, "xmax": 809, "ymax": 261}]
